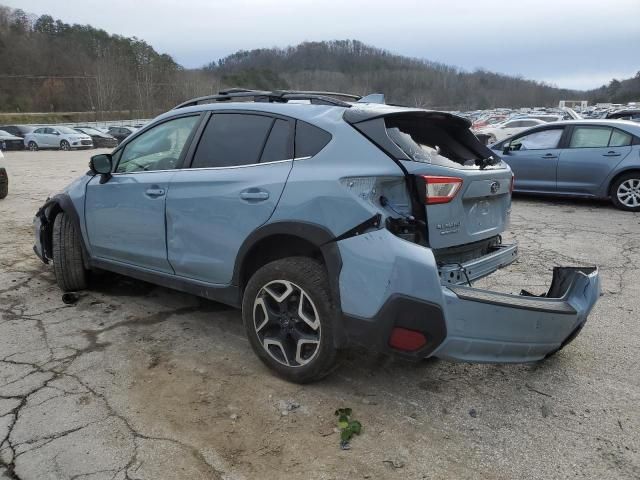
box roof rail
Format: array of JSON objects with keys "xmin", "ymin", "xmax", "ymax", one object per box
[{"xmin": 173, "ymin": 88, "xmax": 361, "ymax": 110}]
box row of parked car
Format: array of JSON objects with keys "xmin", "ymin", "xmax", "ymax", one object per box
[
  {"xmin": 463, "ymin": 106, "xmax": 640, "ymax": 144},
  {"xmin": 0, "ymin": 124, "xmax": 141, "ymax": 151}
]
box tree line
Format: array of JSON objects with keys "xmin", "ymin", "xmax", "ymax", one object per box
[{"xmin": 0, "ymin": 6, "xmax": 637, "ymax": 116}]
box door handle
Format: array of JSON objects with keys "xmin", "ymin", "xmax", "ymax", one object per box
[
  {"xmin": 602, "ymin": 151, "xmax": 621, "ymax": 157},
  {"xmin": 541, "ymin": 154, "xmax": 557, "ymax": 159},
  {"xmin": 145, "ymin": 188, "xmax": 165, "ymax": 198},
  {"xmin": 240, "ymin": 190, "xmax": 269, "ymax": 201}
]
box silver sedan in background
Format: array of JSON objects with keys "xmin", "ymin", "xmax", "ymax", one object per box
[{"xmin": 23, "ymin": 126, "xmax": 93, "ymax": 151}]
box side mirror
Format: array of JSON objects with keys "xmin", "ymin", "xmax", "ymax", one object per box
[
  {"xmin": 54, "ymin": 131, "xmax": 60, "ymax": 136},
  {"xmin": 89, "ymin": 154, "xmax": 113, "ymax": 183},
  {"xmin": 502, "ymin": 144, "xmax": 511, "ymax": 155}
]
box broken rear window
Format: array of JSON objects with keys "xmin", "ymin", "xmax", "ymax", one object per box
[{"xmin": 385, "ymin": 117, "xmax": 487, "ymax": 168}]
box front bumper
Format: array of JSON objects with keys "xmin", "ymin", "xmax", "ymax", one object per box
[
  {"xmin": 337, "ymin": 229, "xmax": 600, "ymax": 363},
  {"xmin": 1, "ymin": 139, "xmax": 25, "ymax": 150}
]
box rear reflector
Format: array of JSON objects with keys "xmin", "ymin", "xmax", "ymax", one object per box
[
  {"xmin": 422, "ymin": 176, "xmax": 462, "ymax": 204},
  {"xmin": 389, "ymin": 327, "xmax": 427, "ymax": 351}
]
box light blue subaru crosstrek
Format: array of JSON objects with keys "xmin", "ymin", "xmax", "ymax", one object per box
[{"xmin": 33, "ymin": 90, "xmax": 600, "ymax": 383}]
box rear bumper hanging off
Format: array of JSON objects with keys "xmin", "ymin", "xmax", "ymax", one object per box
[{"xmin": 336, "ymin": 229, "xmax": 600, "ymax": 363}]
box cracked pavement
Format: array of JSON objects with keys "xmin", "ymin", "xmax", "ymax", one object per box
[{"xmin": 1, "ymin": 150, "xmax": 639, "ymax": 479}]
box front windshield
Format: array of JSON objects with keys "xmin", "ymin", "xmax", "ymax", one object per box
[
  {"xmin": 57, "ymin": 126, "xmax": 80, "ymax": 134},
  {"xmin": 78, "ymin": 127, "xmax": 102, "ymax": 135}
]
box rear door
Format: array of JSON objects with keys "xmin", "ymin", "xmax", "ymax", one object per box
[
  {"xmin": 557, "ymin": 125, "xmax": 632, "ymax": 195},
  {"xmin": 499, "ymin": 127, "xmax": 565, "ymax": 193},
  {"xmin": 166, "ymin": 112, "xmax": 294, "ymax": 284},
  {"xmin": 85, "ymin": 114, "xmax": 200, "ymax": 272}
]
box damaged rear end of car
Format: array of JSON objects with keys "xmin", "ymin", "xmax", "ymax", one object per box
[{"xmin": 337, "ymin": 105, "xmax": 600, "ymax": 362}]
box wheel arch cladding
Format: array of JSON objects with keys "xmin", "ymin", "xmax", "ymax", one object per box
[
  {"xmin": 38, "ymin": 194, "xmax": 90, "ymax": 268},
  {"xmin": 609, "ymin": 168, "xmax": 640, "ymax": 196},
  {"xmin": 233, "ymin": 221, "xmax": 346, "ymax": 347},
  {"xmin": 234, "ymin": 221, "xmax": 338, "ymax": 287}
]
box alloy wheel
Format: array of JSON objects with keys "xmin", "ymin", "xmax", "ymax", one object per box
[
  {"xmin": 28, "ymin": 142, "xmax": 38, "ymax": 151},
  {"xmin": 61, "ymin": 141, "xmax": 71, "ymax": 151},
  {"xmin": 253, "ymin": 279, "xmax": 321, "ymax": 367},
  {"xmin": 617, "ymin": 178, "xmax": 640, "ymax": 208}
]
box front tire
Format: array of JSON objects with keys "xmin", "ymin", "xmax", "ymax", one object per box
[
  {"xmin": 242, "ymin": 257, "xmax": 338, "ymax": 383},
  {"xmin": 0, "ymin": 168, "xmax": 8, "ymax": 199},
  {"xmin": 611, "ymin": 173, "xmax": 640, "ymax": 211},
  {"xmin": 52, "ymin": 212, "xmax": 88, "ymax": 292},
  {"xmin": 60, "ymin": 140, "xmax": 71, "ymax": 151}
]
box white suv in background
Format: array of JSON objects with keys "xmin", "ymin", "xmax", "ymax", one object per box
[{"xmin": 24, "ymin": 126, "xmax": 93, "ymax": 151}]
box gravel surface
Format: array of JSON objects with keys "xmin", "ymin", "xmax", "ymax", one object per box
[{"xmin": 0, "ymin": 150, "xmax": 639, "ymax": 480}]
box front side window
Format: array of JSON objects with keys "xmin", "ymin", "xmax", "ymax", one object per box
[
  {"xmin": 569, "ymin": 127, "xmax": 612, "ymax": 148},
  {"xmin": 116, "ymin": 115, "xmax": 199, "ymax": 173},
  {"xmin": 509, "ymin": 129, "xmax": 563, "ymax": 150},
  {"xmin": 191, "ymin": 114, "xmax": 274, "ymax": 168},
  {"xmin": 57, "ymin": 126, "xmax": 78, "ymax": 134}
]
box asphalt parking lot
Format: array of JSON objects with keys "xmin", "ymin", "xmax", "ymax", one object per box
[{"xmin": 0, "ymin": 149, "xmax": 639, "ymax": 480}]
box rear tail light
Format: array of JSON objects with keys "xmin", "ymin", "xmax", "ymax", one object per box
[
  {"xmin": 510, "ymin": 173, "xmax": 515, "ymax": 194},
  {"xmin": 422, "ymin": 176, "xmax": 463, "ymax": 204}
]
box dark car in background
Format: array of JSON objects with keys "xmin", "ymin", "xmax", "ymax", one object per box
[
  {"xmin": 105, "ymin": 126, "xmax": 137, "ymax": 144},
  {"xmin": 74, "ymin": 127, "xmax": 118, "ymax": 148},
  {"xmin": 0, "ymin": 129, "xmax": 26, "ymax": 150},
  {"xmin": 491, "ymin": 120, "xmax": 640, "ymax": 211},
  {"xmin": 0, "ymin": 125, "xmax": 36, "ymax": 138}
]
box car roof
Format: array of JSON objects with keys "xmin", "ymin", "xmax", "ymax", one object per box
[
  {"xmin": 156, "ymin": 101, "xmax": 348, "ymax": 125},
  {"xmin": 543, "ymin": 119, "xmax": 640, "ymax": 132},
  {"xmin": 153, "ymin": 100, "xmax": 471, "ymax": 130},
  {"xmin": 490, "ymin": 119, "xmax": 640, "ymax": 147}
]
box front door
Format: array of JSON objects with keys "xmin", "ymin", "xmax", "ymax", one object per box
[
  {"xmin": 557, "ymin": 126, "xmax": 632, "ymax": 195},
  {"xmin": 85, "ymin": 115, "xmax": 200, "ymax": 273},
  {"xmin": 166, "ymin": 113, "xmax": 295, "ymax": 284},
  {"xmin": 501, "ymin": 127, "xmax": 565, "ymax": 192}
]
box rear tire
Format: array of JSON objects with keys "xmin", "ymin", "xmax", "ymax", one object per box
[
  {"xmin": 0, "ymin": 168, "xmax": 8, "ymax": 199},
  {"xmin": 242, "ymin": 257, "xmax": 338, "ymax": 383},
  {"xmin": 611, "ymin": 172, "xmax": 640, "ymax": 211},
  {"xmin": 52, "ymin": 212, "xmax": 88, "ymax": 292},
  {"xmin": 28, "ymin": 141, "xmax": 38, "ymax": 151}
]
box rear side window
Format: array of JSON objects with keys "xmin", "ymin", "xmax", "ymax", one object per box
[
  {"xmin": 569, "ymin": 127, "xmax": 611, "ymax": 148},
  {"xmin": 609, "ymin": 129, "xmax": 632, "ymax": 147},
  {"xmin": 294, "ymin": 121, "xmax": 331, "ymax": 158},
  {"xmin": 260, "ymin": 119, "xmax": 292, "ymax": 163},
  {"xmin": 192, "ymin": 114, "xmax": 273, "ymax": 168}
]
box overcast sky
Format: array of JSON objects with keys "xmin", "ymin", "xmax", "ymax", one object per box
[{"xmin": 5, "ymin": 0, "xmax": 639, "ymax": 90}]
